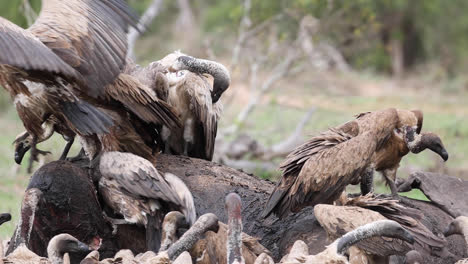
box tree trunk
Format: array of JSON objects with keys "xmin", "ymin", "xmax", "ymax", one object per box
[{"xmin": 6, "ymin": 155, "xmax": 467, "ymax": 263}]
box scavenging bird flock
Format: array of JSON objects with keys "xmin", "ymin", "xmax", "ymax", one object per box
[{"xmin": 0, "ymin": 1, "xmax": 460, "ymax": 264}]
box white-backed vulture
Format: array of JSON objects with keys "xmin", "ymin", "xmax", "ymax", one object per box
[
  {"xmin": 1, "ymin": 1, "xmax": 182, "ymax": 170},
  {"xmin": 262, "ymin": 108, "xmax": 448, "ymax": 218},
  {"xmin": 0, "ymin": 0, "xmax": 141, "ymax": 166},
  {"xmin": 314, "ymin": 195, "xmax": 446, "ymax": 263},
  {"xmin": 444, "ymin": 216, "xmax": 468, "ymax": 264},
  {"xmin": 282, "ymin": 220, "xmax": 414, "ymax": 264},
  {"xmin": 337, "ymin": 109, "xmax": 448, "ymax": 196},
  {"xmin": 4, "ymin": 233, "xmax": 90, "ymax": 264},
  {"xmin": 153, "ymin": 51, "xmax": 230, "ymax": 161},
  {"xmin": 94, "ymin": 151, "xmax": 196, "ymax": 252},
  {"xmin": 80, "ymin": 214, "xmax": 219, "ymax": 263}
]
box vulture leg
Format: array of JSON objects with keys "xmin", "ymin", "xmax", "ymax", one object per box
[
  {"xmin": 360, "ymin": 166, "xmax": 374, "ymax": 195},
  {"xmin": 183, "ymin": 118, "xmax": 194, "ymax": 156},
  {"xmin": 59, "ymin": 137, "xmax": 75, "ymax": 161},
  {"xmin": 27, "ymin": 136, "xmax": 51, "ymax": 173},
  {"xmin": 381, "ymin": 168, "xmax": 399, "ymax": 198},
  {"xmin": 146, "ymin": 211, "xmax": 164, "ymax": 253}
]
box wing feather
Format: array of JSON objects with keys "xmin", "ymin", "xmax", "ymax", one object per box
[
  {"xmin": 99, "ymin": 152, "xmax": 182, "ymax": 206},
  {"xmin": 0, "ymin": 17, "xmax": 80, "ymax": 81},
  {"xmin": 106, "ymin": 74, "xmax": 182, "ymax": 130},
  {"xmin": 187, "ymin": 75, "xmax": 219, "ymax": 160},
  {"xmin": 28, "ymin": 0, "xmax": 138, "ymax": 97}
]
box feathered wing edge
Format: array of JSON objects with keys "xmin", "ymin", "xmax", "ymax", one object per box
[
  {"xmin": 261, "ymin": 128, "xmax": 354, "ymax": 218},
  {"xmin": 346, "ymin": 194, "xmax": 446, "ymax": 254}
]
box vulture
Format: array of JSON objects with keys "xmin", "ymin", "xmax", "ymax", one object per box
[
  {"xmin": 80, "ymin": 213, "xmax": 219, "ymax": 263},
  {"xmin": 279, "ymin": 220, "xmax": 414, "ymax": 264},
  {"xmin": 3, "ymin": 233, "xmax": 91, "ymax": 264},
  {"xmin": 2, "ymin": 1, "xmax": 182, "ymax": 170},
  {"xmin": 0, "ymin": 0, "xmax": 141, "ymax": 166},
  {"xmin": 93, "ymin": 151, "xmax": 196, "ymax": 252},
  {"xmin": 336, "ymin": 109, "xmax": 448, "ymax": 196},
  {"xmin": 314, "ymin": 195, "xmax": 446, "ymax": 263},
  {"xmin": 156, "ymin": 51, "xmax": 230, "ymax": 160},
  {"xmin": 262, "ymin": 108, "xmax": 448, "ymax": 218},
  {"xmin": 444, "ymin": 216, "xmax": 468, "ymax": 264}
]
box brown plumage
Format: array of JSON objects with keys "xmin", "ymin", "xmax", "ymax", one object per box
[
  {"xmin": 314, "ymin": 195, "xmax": 446, "ymax": 263},
  {"xmin": 338, "ymin": 109, "xmax": 448, "ymax": 196},
  {"xmin": 0, "ymin": 0, "xmax": 140, "ymax": 168},
  {"xmin": 262, "ymin": 108, "xmax": 448, "ymax": 218},
  {"xmin": 155, "ymin": 51, "xmax": 229, "ymax": 160},
  {"xmin": 95, "ymin": 151, "xmax": 196, "ymax": 252},
  {"xmin": 263, "ymin": 108, "xmax": 400, "ymax": 218}
]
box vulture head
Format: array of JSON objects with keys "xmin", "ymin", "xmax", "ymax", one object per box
[
  {"xmin": 336, "ymin": 220, "xmax": 415, "ymax": 255},
  {"xmin": 403, "ymin": 127, "xmax": 449, "ymax": 161},
  {"xmin": 47, "ymin": 234, "xmax": 92, "ymax": 263},
  {"xmin": 161, "ymin": 51, "xmax": 231, "ymax": 103},
  {"xmin": 0, "ymin": 213, "xmax": 11, "ymax": 226},
  {"xmin": 14, "ymin": 131, "xmax": 32, "ymax": 164},
  {"xmin": 444, "ymin": 216, "xmax": 468, "ymax": 237}
]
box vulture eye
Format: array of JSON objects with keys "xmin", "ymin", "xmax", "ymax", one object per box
[{"xmin": 176, "ymin": 71, "xmax": 185, "ymax": 77}]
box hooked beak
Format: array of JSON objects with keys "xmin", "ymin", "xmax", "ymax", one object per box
[
  {"xmin": 15, "ymin": 142, "xmax": 31, "ymax": 164},
  {"xmin": 70, "ymin": 241, "xmax": 92, "ymax": 254},
  {"xmin": 401, "ymin": 230, "xmax": 416, "ymax": 244},
  {"xmin": 440, "ymin": 149, "xmax": 449, "ymax": 162},
  {"xmin": 430, "ymin": 145, "xmax": 449, "ymax": 162},
  {"xmin": 0, "ymin": 213, "xmax": 11, "ymax": 226}
]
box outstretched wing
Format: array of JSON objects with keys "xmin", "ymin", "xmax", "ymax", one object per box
[
  {"xmin": 28, "ymin": 0, "xmax": 138, "ymax": 97},
  {"xmin": 0, "ymin": 17, "xmax": 80, "ymax": 81}
]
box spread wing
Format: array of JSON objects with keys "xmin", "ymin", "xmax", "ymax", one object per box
[
  {"xmin": 106, "ymin": 73, "xmax": 181, "ymax": 130},
  {"xmin": 99, "ymin": 152, "xmax": 182, "ymax": 206},
  {"xmin": 0, "ymin": 17, "xmax": 80, "ymax": 81},
  {"xmin": 262, "ymin": 129, "xmax": 376, "ymax": 219},
  {"xmin": 314, "ymin": 204, "xmax": 412, "ymax": 256},
  {"xmin": 28, "ymin": 0, "xmax": 138, "ymax": 97},
  {"xmin": 187, "ymin": 74, "xmax": 220, "ymax": 160}
]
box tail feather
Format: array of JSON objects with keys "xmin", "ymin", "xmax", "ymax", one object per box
[
  {"xmin": 261, "ymin": 187, "xmax": 287, "ymax": 219},
  {"xmin": 164, "ymin": 173, "xmax": 196, "ymax": 225},
  {"xmin": 61, "ymin": 101, "xmax": 114, "ymax": 136}
]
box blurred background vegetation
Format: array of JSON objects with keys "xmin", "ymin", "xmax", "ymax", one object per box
[{"xmin": 0, "ymin": 0, "xmax": 467, "ymax": 238}]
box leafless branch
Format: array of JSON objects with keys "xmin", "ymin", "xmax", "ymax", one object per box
[
  {"xmin": 127, "ymin": 0, "xmax": 164, "ymax": 60},
  {"xmin": 21, "ymin": 0, "xmax": 37, "ymax": 27}
]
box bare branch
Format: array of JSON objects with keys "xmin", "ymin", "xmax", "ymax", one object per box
[
  {"xmin": 230, "ymin": 0, "xmax": 252, "ymax": 70},
  {"xmin": 127, "ymin": 0, "xmax": 164, "ymax": 60},
  {"xmin": 21, "ymin": 0, "xmax": 37, "ymax": 27},
  {"xmin": 262, "ymin": 108, "xmax": 315, "ymax": 160}
]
